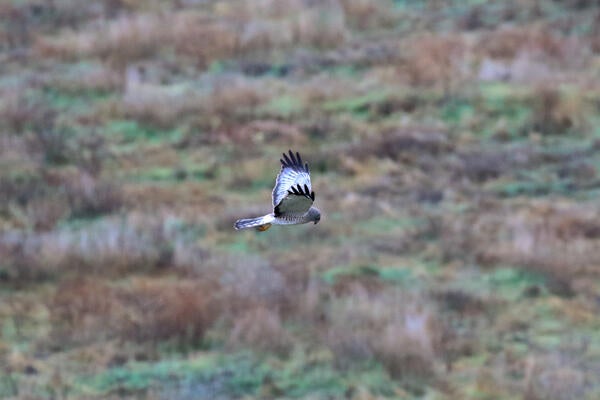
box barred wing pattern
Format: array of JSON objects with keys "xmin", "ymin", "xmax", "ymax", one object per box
[{"xmin": 272, "ymin": 150, "xmax": 315, "ymax": 216}]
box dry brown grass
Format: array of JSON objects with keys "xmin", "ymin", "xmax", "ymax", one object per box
[
  {"xmin": 215, "ymin": 253, "xmax": 287, "ymax": 311},
  {"xmin": 457, "ymin": 145, "xmax": 535, "ymax": 183},
  {"xmin": 49, "ymin": 278, "xmax": 114, "ymax": 345},
  {"xmin": 0, "ymin": 90, "xmax": 49, "ymax": 135},
  {"xmin": 350, "ymin": 126, "xmax": 452, "ymax": 161},
  {"xmin": 478, "ymin": 26, "xmax": 566, "ymax": 61},
  {"xmin": 119, "ymin": 75, "xmax": 201, "ymax": 128},
  {"xmin": 1, "ymin": 175, "xmax": 47, "ymax": 230},
  {"xmin": 590, "ymin": 12, "xmax": 600, "ymax": 54},
  {"xmin": 326, "ymin": 287, "xmax": 444, "ymax": 381},
  {"xmin": 476, "ymin": 25, "xmax": 592, "ymax": 71},
  {"xmin": 49, "ymin": 63, "xmax": 123, "ymax": 94},
  {"xmin": 0, "ymin": 165, "xmax": 123, "ymax": 232},
  {"xmin": 0, "ymin": 5, "xmax": 26, "ymax": 50},
  {"xmin": 119, "ymin": 71, "xmax": 270, "ymax": 129},
  {"xmin": 442, "ymin": 201, "xmax": 600, "ymax": 294},
  {"xmin": 524, "ymin": 354, "xmax": 592, "ymax": 400},
  {"xmin": 49, "ymin": 277, "xmax": 220, "ymax": 346},
  {"xmin": 528, "ymin": 85, "xmax": 590, "ymax": 135},
  {"xmin": 34, "ymin": 2, "xmax": 349, "ymax": 68},
  {"xmin": 0, "ymin": 135, "xmax": 32, "ymax": 175},
  {"xmin": 172, "ymin": 13, "xmax": 240, "ymax": 67},
  {"xmin": 219, "ymin": 0, "xmax": 349, "ymax": 49},
  {"xmin": 0, "ymin": 213, "xmax": 180, "ymax": 281},
  {"xmin": 473, "ymin": 25, "xmax": 593, "ymax": 84},
  {"xmin": 34, "ymin": 14, "xmax": 159, "ymax": 62},
  {"xmin": 207, "ymin": 77, "xmax": 270, "ymax": 118},
  {"xmin": 22, "ymin": 191, "xmax": 71, "ymax": 232},
  {"xmin": 63, "ymin": 170, "xmax": 124, "ymax": 218},
  {"xmin": 341, "ymin": 0, "xmax": 397, "ymax": 30},
  {"xmin": 400, "ymin": 34, "xmax": 468, "ymax": 90},
  {"xmin": 227, "ymin": 306, "xmax": 292, "ymax": 355},
  {"xmin": 230, "ymin": 120, "xmax": 308, "ymax": 146},
  {"xmin": 293, "ymin": 1, "xmax": 348, "ymax": 48}
]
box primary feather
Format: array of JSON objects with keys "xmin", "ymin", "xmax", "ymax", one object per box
[{"xmin": 272, "ymin": 150, "xmax": 314, "ymax": 216}]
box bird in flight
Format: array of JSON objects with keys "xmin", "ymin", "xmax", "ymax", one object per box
[{"xmin": 234, "ymin": 150, "xmax": 321, "ymax": 231}]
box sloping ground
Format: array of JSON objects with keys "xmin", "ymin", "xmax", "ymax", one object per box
[{"xmin": 1, "ymin": 1, "xmax": 600, "ymax": 399}]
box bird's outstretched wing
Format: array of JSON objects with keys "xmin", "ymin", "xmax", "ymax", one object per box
[{"xmin": 272, "ymin": 150, "xmax": 315, "ymax": 216}]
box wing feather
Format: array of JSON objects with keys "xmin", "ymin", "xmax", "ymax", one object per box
[{"xmin": 272, "ymin": 150, "xmax": 315, "ymax": 216}]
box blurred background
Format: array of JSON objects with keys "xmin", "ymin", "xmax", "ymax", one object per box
[{"xmin": 1, "ymin": 0, "xmax": 600, "ymax": 398}]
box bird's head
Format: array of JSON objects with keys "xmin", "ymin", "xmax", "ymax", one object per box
[{"xmin": 308, "ymin": 207, "xmax": 321, "ymax": 224}]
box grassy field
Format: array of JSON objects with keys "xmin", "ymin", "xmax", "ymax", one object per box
[{"xmin": 1, "ymin": 0, "xmax": 600, "ymax": 398}]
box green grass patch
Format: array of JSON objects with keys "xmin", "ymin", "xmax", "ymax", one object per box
[
  {"xmin": 41, "ymin": 86, "xmax": 113, "ymax": 113},
  {"xmin": 439, "ymin": 83, "xmax": 533, "ymax": 139},
  {"xmin": 262, "ymin": 95, "xmax": 304, "ymax": 117},
  {"xmin": 322, "ymin": 264, "xmax": 419, "ymax": 288},
  {"xmin": 489, "ymin": 178, "xmax": 571, "ymax": 198},
  {"xmin": 122, "ymin": 167, "xmax": 187, "ymax": 183},
  {"xmin": 74, "ymin": 355, "xmax": 218, "ymax": 395},
  {"xmin": 105, "ymin": 120, "xmax": 184, "ymax": 144},
  {"xmin": 358, "ymin": 216, "xmax": 428, "ymax": 235},
  {"xmin": 322, "ymin": 90, "xmax": 393, "ymax": 117},
  {"xmin": 441, "ymin": 97, "xmax": 474, "ymax": 125},
  {"xmin": 485, "ymin": 267, "xmax": 547, "ymax": 300},
  {"xmin": 72, "ymin": 351, "xmax": 402, "ymax": 398}
]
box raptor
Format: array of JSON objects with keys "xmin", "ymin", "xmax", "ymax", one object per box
[{"xmin": 234, "ymin": 150, "xmax": 321, "ymax": 231}]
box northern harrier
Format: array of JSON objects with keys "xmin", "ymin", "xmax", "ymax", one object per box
[{"xmin": 234, "ymin": 150, "xmax": 321, "ymax": 231}]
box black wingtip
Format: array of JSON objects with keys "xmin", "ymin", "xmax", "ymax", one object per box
[{"xmin": 280, "ymin": 150, "xmax": 311, "ymax": 172}]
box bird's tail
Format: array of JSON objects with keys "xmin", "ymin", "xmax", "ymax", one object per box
[{"xmin": 234, "ymin": 214, "xmax": 275, "ymax": 231}]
